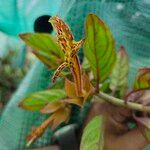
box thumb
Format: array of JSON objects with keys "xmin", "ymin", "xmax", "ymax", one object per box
[{"xmin": 106, "ymin": 129, "xmax": 148, "ymax": 150}]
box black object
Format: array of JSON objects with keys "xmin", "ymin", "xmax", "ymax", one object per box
[
  {"xmin": 52, "ymin": 124, "xmax": 79, "ymax": 150},
  {"xmin": 34, "ymin": 15, "xmax": 53, "ymax": 33}
]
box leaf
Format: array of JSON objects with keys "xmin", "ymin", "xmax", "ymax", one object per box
[
  {"xmin": 80, "ymin": 116, "xmax": 104, "ymax": 150},
  {"xmin": 134, "ymin": 68, "xmax": 150, "ymax": 90},
  {"xmin": 40, "ymin": 101, "xmax": 63, "ymax": 114},
  {"xmin": 50, "ymin": 106, "xmax": 71, "ymax": 130},
  {"xmin": 125, "ymin": 89, "xmax": 150, "ymax": 105},
  {"xmin": 127, "ymin": 89, "xmax": 150, "ymax": 141},
  {"xmin": 26, "ymin": 116, "xmax": 53, "ymax": 147},
  {"xmin": 18, "ymin": 89, "xmax": 66, "ymax": 111},
  {"xmin": 26, "ymin": 103, "xmax": 71, "ymax": 147},
  {"xmin": 51, "ymin": 79, "xmax": 65, "ymax": 89},
  {"xmin": 64, "ymin": 98, "xmax": 83, "ymax": 107},
  {"xmin": 100, "ymin": 80, "xmax": 111, "ymax": 93},
  {"xmin": 110, "ymin": 46, "xmax": 129, "ymax": 97},
  {"xmin": 133, "ymin": 115, "xmax": 150, "ymax": 129},
  {"xmin": 133, "ymin": 113, "xmax": 150, "ymax": 142},
  {"xmin": 19, "ymin": 33, "xmax": 64, "ymax": 69},
  {"xmin": 82, "ymin": 73, "xmax": 95, "ymax": 102},
  {"xmin": 84, "ymin": 13, "xmax": 116, "ymax": 84},
  {"xmin": 82, "ymin": 57, "xmax": 91, "ymax": 71},
  {"xmin": 83, "ymin": 73, "xmax": 93, "ymax": 92},
  {"xmin": 65, "ymin": 78, "xmax": 76, "ymax": 98},
  {"xmin": 65, "ymin": 74, "xmax": 94, "ymax": 103},
  {"xmin": 142, "ymin": 128, "xmax": 150, "ymax": 142}
]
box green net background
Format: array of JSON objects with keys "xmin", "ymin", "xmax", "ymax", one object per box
[{"xmin": 0, "ymin": 0, "xmax": 150, "ymax": 149}]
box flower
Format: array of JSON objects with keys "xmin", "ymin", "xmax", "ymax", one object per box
[{"xmin": 49, "ymin": 16, "xmax": 84, "ymax": 96}]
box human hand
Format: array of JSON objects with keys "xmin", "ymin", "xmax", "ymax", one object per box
[
  {"xmin": 28, "ymin": 145, "xmax": 60, "ymax": 150},
  {"xmin": 85, "ymin": 102, "xmax": 149, "ymax": 150}
]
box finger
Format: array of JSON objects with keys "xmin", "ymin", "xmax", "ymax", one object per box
[
  {"xmin": 28, "ymin": 145, "xmax": 60, "ymax": 150},
  {"xmin": 101, "ymin": 103, "xmax": 131, "ymax": 135},
  {"xmin": 104, "ymin": 128, "xmax": 148, "ymax": 150},
  {"xmin": 84, "ymin": 101, "xmax": 131, "ymax": 134},
  {"xmin": 115, "ymin": 128, "xmax": 148, "ymax": 150},
  {"xmin": 106, "ymin": 104, "xmax": 131, "ymax": 123},
  {"xmin": 104, "ymin": 113, "xmax": 129, "ymax": 135},
  {"xmin": 83, "ymin": 101, "xmax": 106, "ymax": 125}
]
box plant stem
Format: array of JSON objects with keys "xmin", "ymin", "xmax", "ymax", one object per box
[
  {"xmin": 96, "ymin": 92, "xmax": 150, "ymax": 113},
  {"xmin": 96, "ymin": 77, "xmax": 100, "ymax": 93}
]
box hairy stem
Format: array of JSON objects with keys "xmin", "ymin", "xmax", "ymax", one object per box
[{"xmin": 96, "ymin": 92, "xmax": 150, "ymax": 113}]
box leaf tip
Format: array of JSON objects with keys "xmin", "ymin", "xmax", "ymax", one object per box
[
  {"xmin": 48, "ymin": 17, "xmax": 52, "ymax": 24},
  {"xmin": 19, "ymin": 33, "xmax": 29, "ymax": 40},
  {"xmin": 26, "ymin": 139, "xmax": 33, "ymax": 148},
  {"xmin": 18, "ymin": 101, "xmax": 23, "ymax": 108},
  {"xmin": 119, "ymin": 46, "xmax": 127, "ymax": 56}
]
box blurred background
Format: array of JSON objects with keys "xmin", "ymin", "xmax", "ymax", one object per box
[{"xmin": 0, "ymin": 0, "xmax": 61, "ymax": 113}]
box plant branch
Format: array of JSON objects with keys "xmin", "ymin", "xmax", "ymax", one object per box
[{"xmin": 95, "ymin": 92, "xmax": 150, "ymax": 113}]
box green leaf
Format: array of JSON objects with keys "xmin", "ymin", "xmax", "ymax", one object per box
[
  {"xmin": 84, "ymin": 13, "xmax": 116, "ymax": 83},
  {"xmin": 134, "ymin": 68, "xmax": 150, "ymax": 90},
  {"xmin": 82, "ymin": 57, "xmax": 91, "ymax": 71},
  {"xmin": 80, "ymin": 116, "xmax": 104, "ymax": 150},
  {"xmin": 143, "ymin": 128, "xmax": 150, "ymax": 142},
  {"xmin": 18, "ymin": 89, "xmax": 66, "ymax": 111},
  {"xmin": 101, "ymin": 80, "xmax": 111, "ymax": 93},
  {"xmin": 110, "ymin": 46, "xmax": 129, "ymax": 98},
  {"xmin": 19, "ymin": 33, "xmax": 64, "ymax": 69}
]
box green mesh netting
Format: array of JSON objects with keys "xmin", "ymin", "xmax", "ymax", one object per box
[
  {"xmin": 0, "ymin": 0, "xmax": 61, "ymax": 67},
  {"xmin": 0, "ymin": 0, "xmax": 150, "ymax": 149}
]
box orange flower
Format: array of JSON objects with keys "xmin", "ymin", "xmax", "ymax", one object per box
[{"xmin": 49, "ymin": 16, "xmax": 84, "ymax": 96}]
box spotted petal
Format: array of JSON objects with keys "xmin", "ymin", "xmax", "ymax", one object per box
[{"xmin": 49, "ymin": 16, "xmax": 73, "ymax": 52}]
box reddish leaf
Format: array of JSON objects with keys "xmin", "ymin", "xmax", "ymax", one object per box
[
  {"xmin": 125, "ymin": 89, "xmax": 150, "ymax": 105},
  {"xmin": 65, "ymin": 78, "xmax": 76, "ymax": 98},
  {"xmin": 83, "ymin": 73, "xmax": 93, "ymax": 92},
  {"xmin": 40, "ymin": 101, "xmax": 64, "ymax": 114},
  {"xmin": 26, "ymin": 105, "xmax": 71, "ymax": 146},
  {"xmin": 134, "ymin": 68, "xmax": 150, "ymax": 90},
  {"xmin": 83, "ymin": 74, "xmax": 95, "ymax": 101},
  {"xmin": 128, "ymin": 90, "xmax": 150, "ymax": 142},
  {"xmin": 50, "ymin": 107, "xmax": 71, "ymax": 130},
  {"xmin": 64, "ymin": 98, "xmax": 83, "ymax": 107},
  {"xmin": 133, "ymin": 113, "xmax": 150, "ymax": 142},
  {"xmin": 133, "ymin": 114, "xmax": 150, "ymax": 129},
  {"xmin": 127, "ymin": 68, "xmax": 150, "ymax": 142},
  {"xmin": 26, "ymin": 116, "xmax": 53, "ymax": 147}
]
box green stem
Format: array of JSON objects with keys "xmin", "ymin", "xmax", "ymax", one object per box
[{"xmin": 96, "ymin": 92, "xmax": 150, "ymax": 113}]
